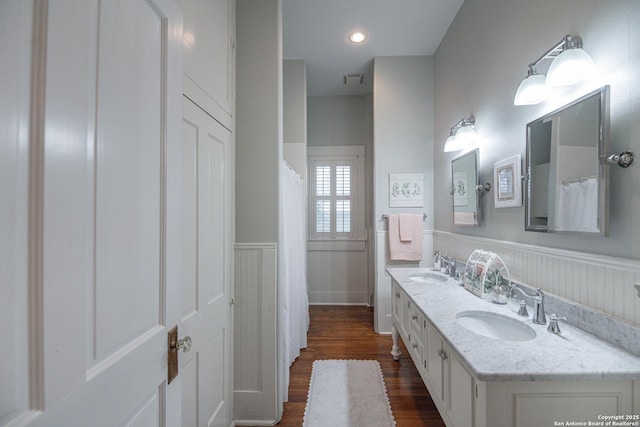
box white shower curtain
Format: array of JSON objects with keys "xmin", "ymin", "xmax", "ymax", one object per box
[
  {"xmin": 555, "ymin": 177, "xmax": 599, "ymax": 232},
  {"xmin": 279, "ymin": 160, "xmax": 309, "ymax": 403}
]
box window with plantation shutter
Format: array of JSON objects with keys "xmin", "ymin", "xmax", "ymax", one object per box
[{"xmin": 308, "ymin": 146, "xmax": 364, "ymax": 241}]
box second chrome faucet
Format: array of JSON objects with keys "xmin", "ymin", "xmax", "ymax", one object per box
[{"xmin": 509, "ymin": 285, "xmax": 546, "ymax": 325}]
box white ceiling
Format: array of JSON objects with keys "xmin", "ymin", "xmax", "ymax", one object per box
[{"xmin": 282, "ymin": 0, "xmax": 465, "ymax": 97}]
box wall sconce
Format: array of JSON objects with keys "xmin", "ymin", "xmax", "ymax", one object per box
[
  {"xmin": 514, "ymin": 34, "xmax": 595, "ymax": 106},
  {"xmin": 444, "ymin": 116, "xmax": 478, "ymax": 152}
]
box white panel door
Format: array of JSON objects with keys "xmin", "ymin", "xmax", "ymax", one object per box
[
  {"xmin": 181, "ymin": 97, "xmax": 233, "ymax": 427},
  {"xmin": 2, "ymin": 0, "xmax": 183, "ymax": 426}
]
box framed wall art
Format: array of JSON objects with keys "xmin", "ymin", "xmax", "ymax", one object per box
[
  {"xmin": 494, "ymin": 155, "xmax": 522, "ymax": 208},
  {"xmin": 389, "ymin": 173, "xmax": 424, "ymax": 207}
]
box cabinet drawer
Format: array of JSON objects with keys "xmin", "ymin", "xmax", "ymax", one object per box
[
  {"xmin": 408, "ymin": 308, "xmax": 424, "ymax": 365},
  {"xmin": 410, "ymin": 304, "xmax": 422, "ymax": 332}
]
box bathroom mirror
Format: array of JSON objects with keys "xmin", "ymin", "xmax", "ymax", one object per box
[
  {"xmin": 525, "ymin": 85, "xmax": 610, "ymax": 235},
  {"xmin": 452, "ymin": 148, "xmax": 480, "ymax": 226}
]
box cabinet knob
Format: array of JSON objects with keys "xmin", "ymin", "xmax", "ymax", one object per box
[
  {"xmin": 437, "ymin": 348, "xmax": 448, "ymax": 360},
  {"xmin": 412, "ymin": 343, "xmax": 418, "ymax": 349},
  {"xmin": 411, "ymin": 314, "xmax": 418, "ymax": 320},
  {"xmin": 395, "ymin": 292, "xmax": 400, "ymax": 298}
]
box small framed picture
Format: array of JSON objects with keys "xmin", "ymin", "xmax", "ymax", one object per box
[
  {"xmin": 389, "ymin": 173, "xmax": 424, "ymax": 207},
  {"xmin": 494, "ymin": 155, "xmax": 522, "ymax": 208}
]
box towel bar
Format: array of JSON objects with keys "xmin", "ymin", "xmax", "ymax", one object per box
[{"xmin": 381, "ymin": 213, "xmax": 427, "ymax": 221}]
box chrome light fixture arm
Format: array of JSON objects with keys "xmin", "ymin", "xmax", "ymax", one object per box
[{"xmin": 526, "ymin": 34, "xmax": 581, "ymax": 71}]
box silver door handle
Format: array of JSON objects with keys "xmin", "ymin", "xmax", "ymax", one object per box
[{"xmin": 177, "ymin": 336, "xmax": 192, "ymax": 353}]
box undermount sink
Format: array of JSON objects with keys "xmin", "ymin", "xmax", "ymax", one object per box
[
  {"xmin": 408, "ymin": 273, "xmax": 448, "ymax": 283},
  {"xmin": 456, "ymin": 310, "xmax": 536, "ymax": 342}
]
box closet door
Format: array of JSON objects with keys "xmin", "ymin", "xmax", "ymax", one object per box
[
  {"xmin": 2, "ymin": 1, "xmax": 183, "ymax": 425},
  {"xmin": 181, "ymin": 96, "xmax": 233, "ymax": 427},
  {"xmin": 179, "ymin": 0, "xmax": 235, "ymax": 127}
]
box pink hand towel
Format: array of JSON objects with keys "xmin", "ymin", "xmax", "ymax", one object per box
[
  {"xmin": 388, "ymin": 213, "xmax": 424, "ymax": 261},
  {"xmin": 454, "ymin": 211, "xmax": 476, "ymax": 226}
]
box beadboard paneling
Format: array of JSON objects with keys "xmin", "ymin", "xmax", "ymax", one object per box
[
  {"xmin": 307, "ymin": 246, "xmax": 368, "ymax": 304},
  {"xmin": 434, "ymin": 231, "xmax": 640, "ymax": 326},
  {"xmin": 233, "ymin": 243, "xmax": 278, "ymax": 422}
]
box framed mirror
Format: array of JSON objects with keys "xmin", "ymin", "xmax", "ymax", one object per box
[
  {"xmin": 452, "ymin": 148, "xmax": 480, "ymax": 226},
  {"xmin": 525, "ymin": 85, "xmax": 610, "ymax": 235}
]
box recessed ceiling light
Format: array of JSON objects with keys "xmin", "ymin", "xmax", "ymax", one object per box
[{"xmin": 348, "ymin": 31, "xmax": 367, "ymax": 44}]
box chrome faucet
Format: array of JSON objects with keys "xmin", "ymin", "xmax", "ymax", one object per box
[
  {"xmin": 547, "ymin": 314, "xmax": 568, "ymax": 334},
  {"xmin": 433, "ymin": 251, "xmax": 441, "ymax": 271},
  {"xmin": 509, "ymin": 285, "xmax": 547, "ymax": 325},
  {"xmin": 445, "ymin": 257, "xmax": 457, "ymax": 277}
]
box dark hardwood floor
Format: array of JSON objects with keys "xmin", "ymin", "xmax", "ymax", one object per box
[{"xmin": 244, "ymin": 305, "xmax": 446, "ymax": 426}]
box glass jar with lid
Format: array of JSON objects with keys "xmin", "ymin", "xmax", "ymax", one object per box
[{"xmin": 464, "ymin": 250, "xmax": 511, "ymax": 300}]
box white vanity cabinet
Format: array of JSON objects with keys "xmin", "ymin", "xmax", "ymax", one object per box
[
  {"xmin": 392, "ymin": 284, "xmax": 475, "ymax": 427},
  {"xmin": 424, "ymin": 322, "xmax": 474, "ymax": 427},
  {"xmin": 478, "ymin": 380, "xmax": 637, "ymax": 427},
  {"xmin": 388, "ymin": 274, "xmax": 640, "ymax": 427}
]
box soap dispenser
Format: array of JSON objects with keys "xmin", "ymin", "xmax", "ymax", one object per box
[
  {"xmin": 490, "ymin": 282, "xmax": 509, "ymax": 304},
  {"xmin": 489, "ymin": 270, "xmax": 509, "ymax": 304}
]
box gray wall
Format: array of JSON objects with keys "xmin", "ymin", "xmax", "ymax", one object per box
[
  {"xmin": 308, "ymin": 95, "xmax": 371, "ymax": 147},
  {"xmin": 307, "ymin": 95, "xmax": 373, "ymax": 228},
  {"xmin": 372, "ymin": 56, "xmax": 435, "ymax": 331},
  {"xmin": 283, "ymin": 59, "xmax": 307, "ymax": 176},
  {"xmin": 236, "ymin": 0, "xmax": 282, "ymax": 243},
  {"xmin": 373, "ymin": 56, "xmax": 435, "ymax": 231},
  {"xmin": 433, "ymin": 0, "xmax": 640, "ymax": 259}
]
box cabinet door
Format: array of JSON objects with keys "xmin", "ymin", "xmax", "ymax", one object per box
[
  {"xmin": 420, "ymin": 318, "xmax": 429, "ymax": 377},
  {"xmin": 181, "ymin": 96, "xmax": 233, "ymax": 427},
  {"xmin": 485, "ymin": 380, "xmax": 636, "ymax": 427},
  {"xmin": 447, "ymin": 349, "xmax": 474, "ymax": 427},
  {"xmin": 426, "ymin": 323, "xmax": 445, "ymax": 402},
  {"xmin": 179, "ymin": 0, "xmax": 235, "ymax": 126}
]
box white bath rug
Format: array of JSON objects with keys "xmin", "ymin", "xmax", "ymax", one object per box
[{"xmin": 302, "ymin": 359, "xmax": 396, "ymax": 427}]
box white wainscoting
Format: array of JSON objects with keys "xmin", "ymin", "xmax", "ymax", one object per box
[
  {"xmin": 434, "ymin": 231, "xmax": 640, "ymax": 327},
  {"xmin": 307, "ymin": 241, "xmax": 368, "ymax": 305},
  {"xmin": 375, "ymin": 231, "xmax": 434, "ymax": 333},
  {"xmin": 233, "ymin": 243, "xmax": 278, "ymax": 424}
]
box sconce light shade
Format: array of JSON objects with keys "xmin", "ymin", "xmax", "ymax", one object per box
[
  {"xmin": 546, "ymin": 47, "xmax": 595, "ymax": 86},
  {"xmin": 443, "ymin": 116, "xmax": 477, "ymax": 152},
  {"xmin": 513, "ymin": 73, "xmax": 548, "ymax": 105},
  {"xmin": 513, "ymin": 34, "xmax": 595, "ymax": 106},
  {"xmin": 444, "ymin": 134, "xmax": 462, "ymax": 152},
  {"xmin": 454, "ymin": 125, "xmax": 478, "ymax": 147}
]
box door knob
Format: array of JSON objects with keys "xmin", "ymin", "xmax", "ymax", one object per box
[
  {"xmin": 167, "ymin": 326, "xmax": 191, "ymax": 384},
  {"xmin": 176, "ymin": 336, "xmax": 192, "ymax": 353}
]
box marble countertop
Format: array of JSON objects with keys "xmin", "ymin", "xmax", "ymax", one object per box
[{"xmin": 387, "ymin": 267, "xmax": 640, "ymax": 382}]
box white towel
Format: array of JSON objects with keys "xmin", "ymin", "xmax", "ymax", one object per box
[
  {"xmin": 454, "ymin": 211, "xmax": 476, "ymax": 226},
  {"xmin": 388, "ymin": 214, "xmax": 423, "ymax": 261}
]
